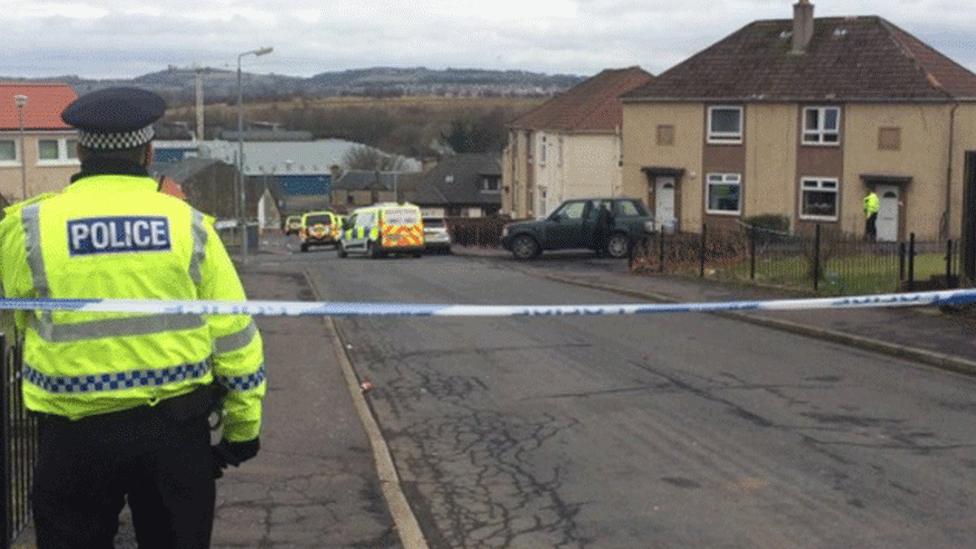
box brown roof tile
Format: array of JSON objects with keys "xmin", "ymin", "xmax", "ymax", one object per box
[
  {"xmin": 510, "ymin": 67, "xmax": 654, "ymax": 131},
  {"xmin": 624, "ymin": 17, "xmax": 976, "ymax": 102}
]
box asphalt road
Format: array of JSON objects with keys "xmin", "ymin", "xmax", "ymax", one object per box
[{"xmin": 290, "ymin": 244, "xmax": 976, "ymax": 548}]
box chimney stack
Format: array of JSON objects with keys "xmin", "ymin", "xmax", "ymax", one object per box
[{"xmin": 792, "ymin": 0, "xmax": 814, "ymax": 54}]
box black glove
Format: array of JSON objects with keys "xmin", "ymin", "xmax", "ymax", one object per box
[{"xmin": 212, "ymin": 438, "xmax": 260, "ymax": 474}]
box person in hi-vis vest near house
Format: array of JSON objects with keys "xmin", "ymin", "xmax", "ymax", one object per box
[
  {"xmin": 0, "ymin": 87, "xmax": 266, "ymax": 549},
  {"xmin": 864, "ymin": 189, "xmax": 880, "ymax": 241}
]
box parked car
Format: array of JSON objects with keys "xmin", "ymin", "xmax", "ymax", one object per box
[
  {"xmin": 501, "ymin": 198, "xmax": 654, "ymax": 260},
  {"xmin": 422, "ymin": 217, "xmax": 452, "ymax": 254},
  {"xmin": 283, "ymin": 215, "xmax": 302, "ymax": 235}
]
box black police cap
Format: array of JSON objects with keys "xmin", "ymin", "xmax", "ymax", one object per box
[{"xmin": 61, "ymin": 87, "xmax": 166, "ymax": 150}]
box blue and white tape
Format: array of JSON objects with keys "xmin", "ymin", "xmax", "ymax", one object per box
[{"xmin": 0, "ymin": 289, "xmax": 974, "ymax": 318}]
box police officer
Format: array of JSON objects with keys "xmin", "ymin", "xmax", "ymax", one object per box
[
  {"xmin": 864, "ymin": 188, "xmax": 880, "ymax": 241},
  {"xmin": 0, "ymin": 88, "xmax": 266, "ymax": 548}
]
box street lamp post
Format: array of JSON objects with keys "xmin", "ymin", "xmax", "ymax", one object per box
[
  {"xmin": 14, "ymin": 95, "xmax": 27, "ymax": 200},
  {"xmin": 236, "ymin": 46, "xmax": 273, "ymax": 258}
]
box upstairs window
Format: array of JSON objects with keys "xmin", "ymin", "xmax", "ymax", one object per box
[
  {"xmin": 707, "ymin": 106, "xmax": 743, "ymax": 144},
  {"xmin": 657, "ymin": 125, "xmax": 675, "ymax": 146},
  {"xmin": 803, "ymin": 107, "xmax": 841, "ymax": 145},
  {"xmin": 878, "ymin": 127, "xmax": 901, "ymax": 151}
]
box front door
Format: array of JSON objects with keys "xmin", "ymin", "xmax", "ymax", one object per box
[
  {"xmin": 876, "ymin": 185, "xmax": 900, "ymax": 242},
  {"xmin": 654, "ymin": 177, "xmax": 677, "ymax": 232}
]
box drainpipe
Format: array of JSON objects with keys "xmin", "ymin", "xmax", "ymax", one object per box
[{"xmin": 943, "ymin": 102, "xmax": 959, "ymax": 240}]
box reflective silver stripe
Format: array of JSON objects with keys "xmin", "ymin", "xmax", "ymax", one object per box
[
  {"xmin": 22, "ymin": 204, "xmax": 48, "ymax": 297},
  {"xmin": 189, "ymin": 210, "xmax": 208, "ymax": 285},
  {"xmin": 29, "ymin": 314, "xmax": 205, "ymax": 343},
  {"xmin": 214, "ymin": 320, "xmax": 258, "ymax": 355},
  {"xmin": 216, "ymin": 363, "xmax": 266, "ymax": 392}
]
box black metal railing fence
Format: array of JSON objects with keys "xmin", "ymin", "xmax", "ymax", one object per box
[
  {"xmin": 0, "ymin": 333, "xmax": 36, "ymax": 549},
  {"xmin": 630, "ymin": 223, "xmax": 961, "ymax": 295}
]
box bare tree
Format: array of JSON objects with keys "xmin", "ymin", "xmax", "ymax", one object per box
[{"xmin": 342, "ymin": 145, "xmax": 407, "ymax": 171}]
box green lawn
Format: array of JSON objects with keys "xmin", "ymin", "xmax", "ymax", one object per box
[{"xmin": 708, "ymin": 253, "xmax": 948, "ymax": 296}]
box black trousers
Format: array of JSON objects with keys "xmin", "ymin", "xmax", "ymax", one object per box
[
  {"xmin": 866, "ymin": 213, "xmax": 878, "ymax": 240},
  {"xmin": 33, "ymin": 390, "xmax": 216, "ymax": 549}
]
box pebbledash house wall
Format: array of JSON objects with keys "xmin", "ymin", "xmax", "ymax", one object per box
[
  {"xmin": 562, "ymin": 132, "xmax": 621, "ymax": 204},
  {"xmin": 503, "ymin": 128, "xmax": 624, "ymax": 219},
  {"xmin": 531, "ymin": 131, "xmax": 621, "ymax": 216},
  {"xmin": 502, "ymin": 130, "xmax": 533, "ymax": 219},
  {"xmin": 622, "ymin": 101, "xmax": 976, "ymax": 240},
  {"xmin": 0, "ymin": 130, "xmax": 79, "ymax": 201}
]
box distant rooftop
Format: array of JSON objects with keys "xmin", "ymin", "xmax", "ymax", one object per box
[
  {"xmin": 217, "ymin": 129, "xmax": 315, "ymax": 142},
  {"xmin": 0, "ymin": 83, "xmax": 77, "ymax": 131},
  {"xmin": 509, "ymin": 67, "xmax": 653, "ymax": 132}
]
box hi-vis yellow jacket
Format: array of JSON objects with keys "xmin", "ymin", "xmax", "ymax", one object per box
[
  {"xmin": 0, "ymin": 173, "xmax": 265, "ymax": 442},
  {"xmin": 864, "ymin": 192, "xmax": 880, "ymax": 216}
]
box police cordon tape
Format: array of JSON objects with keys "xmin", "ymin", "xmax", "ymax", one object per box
[{"xmin": 1, "ymin": 288, "xmax": 976, "ymax": 317}]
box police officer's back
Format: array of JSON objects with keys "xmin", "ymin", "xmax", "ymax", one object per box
[{"xmin": 0, "ymin": 88, "xmax": 266, "ymax": 548}]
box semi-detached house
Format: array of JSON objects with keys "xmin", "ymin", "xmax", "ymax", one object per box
[
  {"xmin": 0, "ymin": 83, "xmax": 79, "ymax": 201},
  {"xmin": 503, "ymin": 67, "xmax": 653, "ymax": 219},
  {"xmin": 621, "ymin": 0, "xmax": 976, "ymax": 244}
]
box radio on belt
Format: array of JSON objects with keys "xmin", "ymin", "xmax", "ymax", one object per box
[{"xmin": 68, "ymin": 216, "xmax": 171, "ymax": 256}]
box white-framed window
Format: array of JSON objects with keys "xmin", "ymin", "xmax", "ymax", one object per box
[
  {"xmin": 540, "ymin": 135, "xmax": 547, "ymax": 166},
  {"xmin": 800, "ymin": 177, "xmax": 840, "ymax": 221},
  {"xmin": 0, "ymin": 139, "xmax": 19, "ymax": 165},
  {"xmin": 36, "ymin": 137, "xmax": 80, "ymax": 165},
  {"xmin": 803, "ymin": 107, "xmax": 841, "ymax": 145},
  {"xmin": 483, "ymin": 176, "xmax": 500, "ymax": 193},
  {"xmin": 706, "ymin": 173, "xmax": 742, "ymax": 215},
  {"xmin": 707, "ymin": 106, "xmax": 743, "ymax": 144}
]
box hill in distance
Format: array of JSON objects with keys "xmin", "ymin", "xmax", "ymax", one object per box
[{"xmin": 3, "ymin": 66, "xmax": 585, "ymax": 103}]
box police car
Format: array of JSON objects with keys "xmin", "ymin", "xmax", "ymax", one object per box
[
  {"xmin": 337, "ymin": 203, "xmax": 425, "ymax": 259},
  {"xmin": 299, "ymin": 211, "xmax": 340, "ymax": 252},
  {"xmin": 283, "ymin": 215, "xmax": 302, "ymax": 235}
]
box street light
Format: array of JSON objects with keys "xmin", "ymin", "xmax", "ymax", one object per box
[
  {"xmin": 14, "ymin": 94, "xmax": 27, "ymax": 200},
  {"xmin": 236, "ymin": 46, "xmax": 273, "ymax": 258}
]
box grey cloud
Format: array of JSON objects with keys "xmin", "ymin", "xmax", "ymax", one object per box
[{"xmin": 1, "ymin": 0, "xmax": 974, "ymax": 79}]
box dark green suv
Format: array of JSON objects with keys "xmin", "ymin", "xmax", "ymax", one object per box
[{"xmin": 501, "ymin": 198, "xmax": 654, "ymax": 260}]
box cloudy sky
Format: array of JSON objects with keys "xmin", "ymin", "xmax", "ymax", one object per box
[{"xmin": 3, "ymin": 0, "xmax": 974, "ymax": 79}]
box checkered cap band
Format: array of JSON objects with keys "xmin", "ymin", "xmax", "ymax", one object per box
[{"xmin": 78, "ymin": 124, "xmax": 155, "ymax": 150}]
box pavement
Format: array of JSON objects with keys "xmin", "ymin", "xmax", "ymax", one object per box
[
  {"xmin": 210, "ymin": 262, "xmax": 398, "ymax": 548},
  {"xmin": 453, "ymin": 245, "xmax": 976, "ymax": 372}
]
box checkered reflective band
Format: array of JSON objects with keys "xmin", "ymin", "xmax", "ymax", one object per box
[
  {"xmin": 78, "ymin": 124, "xmax": 155, "ymax": 150},
  {"xmin": 23, "ymin": 360, "xmax": 210, "ymax": 394},
  {"xmin": 216, "ymin": 364, "xmax": 267, "ymax": 392}
]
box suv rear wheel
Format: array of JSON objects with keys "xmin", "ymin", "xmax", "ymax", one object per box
[
  {"xmin": 606, "ymin": 233, "xmax": 630, "ymax": 259},
  {"xmin": 511, "ymin": 235, "xmax": 540, "ymax": 260}
]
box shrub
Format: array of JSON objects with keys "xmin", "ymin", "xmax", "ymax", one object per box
[{"xmin": 743, "ymin": 214, "xmax": 790, "ymax": 233}]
